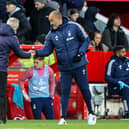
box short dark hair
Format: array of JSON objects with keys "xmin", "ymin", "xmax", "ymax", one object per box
[
  {"xmin": 91, "ymin": 31, "xmax": 102, "ymax": 40},
  {"xmin": 33, "ymin": 56, "xmax": 44, "ymax": 60},
  {"xmin": 34, "ymin": 0, "xmax": 47, "ymax": 4},
  {"xmin": 6, "ymin": 0, "xmax": 17, "ymax": 5},
  {"xmin": 113, "ymin": 45, "xmax": 125, "ymax": 54},
  {"xmin": 68, "ymin": 8, "xmax": 79, "ymax": 16}
]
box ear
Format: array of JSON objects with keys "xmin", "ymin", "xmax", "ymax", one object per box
[
  {"xmin": 42, "ymin": 3, "xmax": 45, "ymax": 7},
  {"xmin": 59, "ymin": 17, "xmax": 63, "ymax": 24}
]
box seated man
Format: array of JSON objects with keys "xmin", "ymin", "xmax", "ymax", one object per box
[
  {"xmin": 105, "ymin": 45, "xmax": 129, "ymax": 118},
  {"xmin": 18, "ymin": 56, "xmax": 55, "ymax": 119}
]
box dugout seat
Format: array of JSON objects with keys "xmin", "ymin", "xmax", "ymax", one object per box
[{"xmin": 105, "ymin": 87, "xmax": 123, "ymax": 119}]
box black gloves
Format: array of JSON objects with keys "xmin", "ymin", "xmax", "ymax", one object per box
[{"xmin": 73, "ymin": 53, "xmax": 84, "ymax": 62}]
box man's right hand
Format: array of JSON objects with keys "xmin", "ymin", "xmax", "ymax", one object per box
[
  {"xmin": 29, "ymin": 50, "xmax": 36, "ymax": 57},
  {"xmin": 73, "ymin": 53, "xmax": 84, "ymax": 62}
]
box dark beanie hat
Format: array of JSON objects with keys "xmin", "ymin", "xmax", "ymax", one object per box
[
  {"xmin": 6, "ymin": 0, "xmax": 17, "ymax": 5},
  {"xmin": 34, "ymin": 0, "xmax": 47, "ymax": 4}
]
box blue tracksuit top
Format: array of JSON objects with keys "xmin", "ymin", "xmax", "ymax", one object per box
[
  {"xmin": 105, "ymin": 55, "xmax": 129, "ymax": 87},
  {"xmin": 36, "ymin": 18, "xmax": 89, "ymax": 71},
  {"xmin": 0, "ymin": 23, "xmax": 31, "ymax": 72}
]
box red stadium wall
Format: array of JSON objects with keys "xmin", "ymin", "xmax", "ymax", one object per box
[{"xmin": 7, "ymin": 45, "xmax": 129, "ymax": 120}]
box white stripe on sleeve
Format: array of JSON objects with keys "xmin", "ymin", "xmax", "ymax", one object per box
[
  {"xmin": 107, "ymin": 59, "xmax": 115, "ymax": 76},
  {"xmin": 68, "ymin": 21, "xmax": 88, "ymax": 38}
]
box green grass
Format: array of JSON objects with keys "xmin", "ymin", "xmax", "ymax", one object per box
[{"xmin": 0, "ymin": 120, "xmax": 129, "ymax": 129}]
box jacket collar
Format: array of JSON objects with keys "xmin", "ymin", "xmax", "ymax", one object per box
[{"xmin": 111, "ymin": 55, "xmax": 127, "ymax": 62}]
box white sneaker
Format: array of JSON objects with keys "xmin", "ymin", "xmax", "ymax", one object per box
[
  {"xmin": 58, "ymin": 118, "xmax": 67, "ymax": 125},
  {"xmin": 88, "ymin": 114, "xmax": 96, "ymax": 125}
]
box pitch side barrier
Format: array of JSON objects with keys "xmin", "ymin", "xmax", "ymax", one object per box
[{"xmin": 8, "ymin": 45, "xmax": 128, "ymax": 119}]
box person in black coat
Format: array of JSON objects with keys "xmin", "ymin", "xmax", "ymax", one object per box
[
  {"xmin": 24, "ymin": 0, "xmax": 35, "ymax": 17},
  {"xmin": 0, "ymin": 0, "xmax": 6, "ymax": 23},
  {"xmin": 30, "ymin": 0, "xmax": 53, "ymax": 42},
  {"xmin": 102, "ymin": 13, "xmax": 129, "ymax": 51},
  {"xmin": 84, "ymin": 6, "xmax": 100, "ymax": 39},
  {"xmin": 6, "ymin": 0, "xmax": 31, "ymax": 43}
]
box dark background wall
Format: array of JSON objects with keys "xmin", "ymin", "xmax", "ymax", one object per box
[{"xmin": 87, "ymin": 2, "xmax": 129, "ymax": 28}]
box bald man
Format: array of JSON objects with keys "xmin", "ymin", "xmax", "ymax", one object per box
[{"xmin": 32, "ymin": 11, "xmax": 96, "ymax": 125}]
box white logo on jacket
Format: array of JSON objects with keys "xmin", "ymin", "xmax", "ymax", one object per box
[
  {"xmin": 83, "ymin": 69, "xmax": 86, "ymax": 75},
  {"xmin": 66, "ymin": 30, "xmax": 74, "ymax": 41},
  {"xmin": 126, "ymin": 62, "xmax": 129, "ymax": 71},
  {"xmin": 119, "ymin": 65, "xmax": 122, "ymax": 70},
  {"xmin": 55, "ymin": 35, "xmax": 59, "ymax": 40},
  {"xmin": 68, "ymin": 31, "xmax": 71, "ymax": 36}
]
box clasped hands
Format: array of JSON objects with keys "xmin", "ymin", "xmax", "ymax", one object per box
[{"xmin": 28, "ymin": 50, "xmax": 36, "ymax": 57}]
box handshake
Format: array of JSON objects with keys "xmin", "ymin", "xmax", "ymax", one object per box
[
  {"xmin": 29, "ymin": 50, "xmax": 36, "ymax": 57},
  {"xmin": 118, "ymin": 81, "xmax": 129, "ymax": 90}
]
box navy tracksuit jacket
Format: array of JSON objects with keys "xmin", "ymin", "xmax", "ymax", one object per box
[
  {"xmin": 105, "ymin": 55, "xmax": 129, "ymax": 113},
  {"xmin": 36, "ymin": 18, "xmax": 93, "ymax": 117}
]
